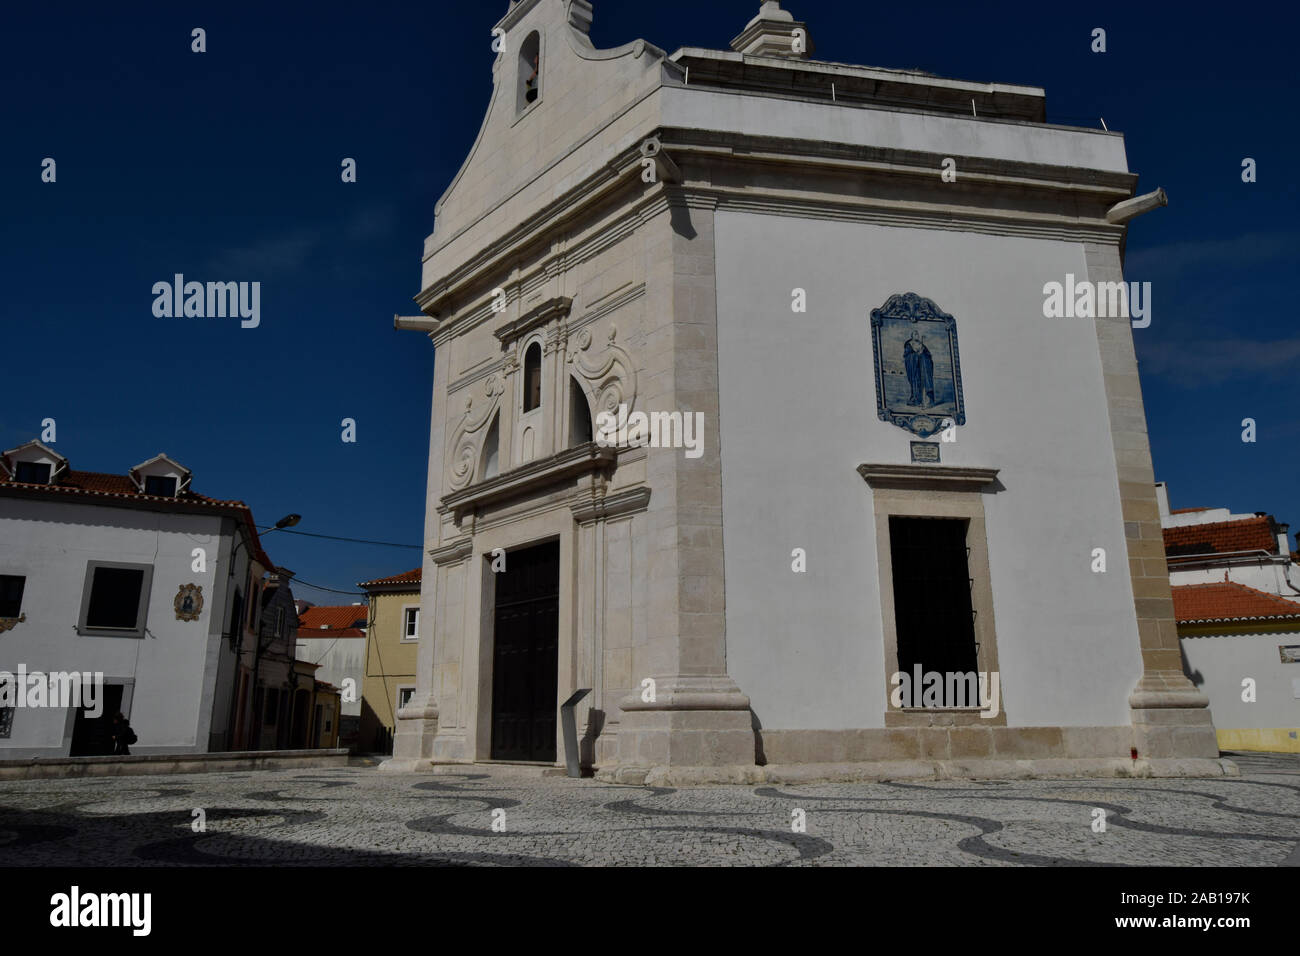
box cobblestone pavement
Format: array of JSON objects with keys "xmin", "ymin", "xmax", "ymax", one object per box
[{"xmin": 1, "ymin": 753, "xmax": 1297, "ymax": 866}]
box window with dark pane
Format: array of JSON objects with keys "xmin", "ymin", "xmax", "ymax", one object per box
[
  {"xmin": 85, "ymin": 567, "xmax": 146, "ymax": 629},
  {"xmin": 523, "ymin": 342, "xmax": 542, "ymax": 412},
  {"xmin": 0, "ymin": 575, "xmax": 24, "ymax": 618},
  {"xmin": 888, "ymin": 517, "xmax": 979, "ymax": 705},
  {"xmin": 230, "ymin": 589, "xmax": 243, "ymax": 643},
  {"xmin": 144, "ymin": 475, "xmax": 177, "ymax": 496},
  {"xmin": 15, "ymin": 461, "xmax": 51, "ymax": 484}
]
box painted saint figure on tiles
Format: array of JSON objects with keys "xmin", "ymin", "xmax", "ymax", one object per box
[{"xmin": 904, "ymin": 333, "xmax": 935, "ymax": 407}]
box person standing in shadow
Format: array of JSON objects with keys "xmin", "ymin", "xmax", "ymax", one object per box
[{"xmin": 111, "ymin": 712, "xmax": 137, "ymax": 756}]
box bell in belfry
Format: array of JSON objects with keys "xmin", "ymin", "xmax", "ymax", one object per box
[{"xmin": 525, "ymin": 53, "xmax": 539, "ymax": 102}]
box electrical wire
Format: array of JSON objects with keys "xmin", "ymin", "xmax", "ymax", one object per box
[
  {"xmin": 286, "ymin": 578, "xmax": 366, "ymax": 597},
  {"xmin": 254, "ymin": 526, "xmax": 421, "ymax": 549}
]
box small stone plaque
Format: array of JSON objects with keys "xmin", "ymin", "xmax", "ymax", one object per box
[
  {"xmin": 1279, "ymin": 645, "xmax": 1300, "ymax": 664},
  {"xmin": 910, "ymin": 441, "xmax": 940, "ymax": 463}
]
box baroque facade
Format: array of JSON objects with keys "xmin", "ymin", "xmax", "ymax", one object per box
[{"xmin": 388, "ymin": 0, "xmax": 1229, "ymax": 782}]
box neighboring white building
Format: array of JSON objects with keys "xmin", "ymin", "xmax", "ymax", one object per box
[
  {"xmin": 0, "ymin": 441, "xmax": 279, "ymax": 757},
  {"xmin": 294, "ymin": 603, "xmax": 368, "ymax": 749},
  {"xmin": 1157, "ymin": 481, "xmax": 1300, "ymax": 600},
  {"xmin": 1159, "ymin": 482, "xmax": 1300, "ymax": 753},
  {"xmin": 388, "ymin": 1, "xmax": 1223, "ymax": 782}
]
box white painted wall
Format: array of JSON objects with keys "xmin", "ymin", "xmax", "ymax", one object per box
[
  {"xmin": 295, "ymin": 636, "xmax": 365, "ymax": 717},
  {"xmin": 0, "ymin": 498, "xmax": 237, "ymax": 757},
  {"xmin": 1182, "ymin": 632, "xmax": 1300, "ymax": 732},
  {"xmin": 714, "ymin": 211, "xmax": 1143, "ymax": 731}
]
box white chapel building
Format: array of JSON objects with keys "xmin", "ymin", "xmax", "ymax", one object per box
[{"xmin": 389, "ymin": 0, "xmax": 1228, "ymax": 782}]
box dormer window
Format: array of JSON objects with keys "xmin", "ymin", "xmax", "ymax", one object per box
[
  {"xmin": 518, "ymin": 31, "xmax": 541, "ymax": 112},
  {"xmin": 2, "ymin": 440, "xmax": 65, "ymax": 484},
  {"xmin": 144, "ymin": 475, "xmax": 177, "ymax": 497},
  {"xmin": 15, "ymin": 461, "xmax": 51, "ymax": 484},
  {"xmin": 523, "ymin": 342, "xmax": 542, "ymax": 412},
  {"xmin": 129, "ymin": 453, "xmax": 192, "ymax": 497}
]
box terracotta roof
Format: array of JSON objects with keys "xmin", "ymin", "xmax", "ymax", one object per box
[
  {"xmin": 0, "ymin": 469, "xmax": 276, "ymax": 569},
  {"xmin": 297, "ymin": 605, "xmax": 369, "ymax": 636},
  {"xmin": 1172, "ymin": 582, "xmax": 1300, "ymax": 625},
  {"xmin": 1170, "ymin": 507, "xmax": 1211, "ymax": 514},
  {"xmin": 358, "ymin": 567, "xmax": 422, "ymax": 589},
  {"xmin": 1163, "ymin": 516, "xmax": 1278, "ymax": 561}
]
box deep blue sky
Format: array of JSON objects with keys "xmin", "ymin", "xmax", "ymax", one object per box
[{"xmin": 3, "ymin": 0, "xmax": 1297, "ymax": 600}]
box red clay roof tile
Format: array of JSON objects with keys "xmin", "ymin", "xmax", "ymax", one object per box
[
  {"xmin": 1163, "ymin": 516, "xmax": 1277, "ymax": 561},
  {"xmin": 297, "ymin": 605, "xmax": 369, "ymax": 633},
  {"xmin": 1172, "ymin": 581, "xmax": 1300, "ymax": 624},
  {"xmin": 358, "ymin": 568, "xmax": 421, "ymax": 589}
]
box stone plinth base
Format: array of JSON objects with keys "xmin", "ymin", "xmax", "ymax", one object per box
[
  {"xmin": 610, "ymin": 675, "xmax": 759, "ymax": 778},
  {"xmin": 1130, "ymin": 673, "xmax": 1220, "ymax": 759},
  {"xmin": 594, "ymin": 756, "xmax": 1238, "ymax": 786},
  {"xmin": 383, "ymin": 697, "xmax": 440, "ymax": 773}
]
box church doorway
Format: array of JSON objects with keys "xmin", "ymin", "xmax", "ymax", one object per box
[
  {"xmin": 889, "ymin": 517, "xmax": 980, "ymax": 704},
  {"xmin": 490, "ymin": 540, "xmax": 560, "ymax": 761}
]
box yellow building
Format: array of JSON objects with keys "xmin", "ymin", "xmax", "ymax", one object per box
[{"xmin": 358, "ymin": 569, "xmax": 421, "ymax": 754}]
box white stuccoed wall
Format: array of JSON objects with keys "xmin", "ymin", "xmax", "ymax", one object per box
[
  {"xmin": 0, "ymin": 498, "xmax": 232, "ymax": 756},
  {"xmin": 714, "ymin": 211, "xmax": 1143, "ymax": 731},
  {"xmin": 296, "ymin": 637, "xmax": 365, "ymax": 717},
  {"xmin": 1181, "ymin": 633, "xmax": 1300, "ymax": 732}
]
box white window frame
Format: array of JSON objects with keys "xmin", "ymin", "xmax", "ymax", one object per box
[{"xmin": 400, "ymin": 604, "xmax": 420, "ymax": 643}]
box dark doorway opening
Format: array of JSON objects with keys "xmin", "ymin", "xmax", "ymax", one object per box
[
  {"xmin": 491, "ymin": 540, "xmax": 559, "ymax": 761},
  {"xmin": 889, "ymin": 517, "xmax": 979, "ymax": 706},
  {"xmin": 70, "ymin": 684, "xmax": 125, "ymax": 756}
]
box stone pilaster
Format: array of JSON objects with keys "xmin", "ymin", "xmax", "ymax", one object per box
[
  {"xmin": 1085, "ymin": 242, "xmax": 1219, "ymax": 764},
  {"xmin": 600, "ymin": 190, "xmax": 760, "ymax": 784},
  {"xmin": 384, "ymin": 344, "xmax": 453, "ymax": 773}
]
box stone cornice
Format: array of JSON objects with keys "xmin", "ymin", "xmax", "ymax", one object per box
[
  {"xmin": 429, "ymin": 538, "xmax": 473, "ymax": 567},
  {"xmin": 677, "ymin": 130, "xmax": 1135, "ymax": 195},
  {"xmin": 417, "ymin": 141, "xmax": 650, "ymax": 323},
  {"xmin": 493, "ymin": 295, "xmax": 573, "ymax": 346},
  {"xmin": 440, "ymin": 442, "xmax": 617, "ymax": 521},
  {"xmin": 857, "ymin": 464, "xmax": 1000, "ymax": 492},
  {"xmin": 416, "ymin": 126, "xmax": 1134, "ymax": 327},
  {"xmin": 570, "ymin": 485, "xmax": 651, "ymax": 525}
]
